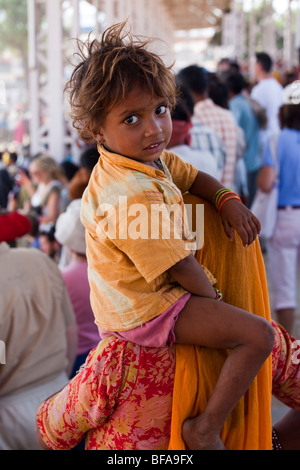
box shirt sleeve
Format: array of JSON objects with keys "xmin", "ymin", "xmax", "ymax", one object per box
[
  {"xmin": 261, "ymin": 139, "xmax": 275, "ymax": 167},
  {"xmin": 36, "ymin": 339, "xmax": 128, "ymax": 450},
  {"xmin": 229, "ymin": 101, "xmax": 242, "ymax": 127}
]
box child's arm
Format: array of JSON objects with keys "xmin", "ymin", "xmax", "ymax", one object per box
[
  {"xmin": 169, "ymin": 254, "xmax": 216, "ymax": 299},
  {"xmin": 188, "ymin": 171, "xmax": 261, "ymax": 247}
]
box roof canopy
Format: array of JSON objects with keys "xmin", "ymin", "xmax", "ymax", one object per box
[{"xmin": 163, "ymin": 0, "xmax": 231, "ymax": 30}]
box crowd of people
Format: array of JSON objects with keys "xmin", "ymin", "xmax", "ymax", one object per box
[{"xmin": 0, "ymin": 20, "xmax": 300, "ymax": 450}]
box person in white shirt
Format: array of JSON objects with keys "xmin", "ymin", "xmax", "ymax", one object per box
[{"xmin": 251, "ymin": 52, "xmax": 284, "ymax": 154}]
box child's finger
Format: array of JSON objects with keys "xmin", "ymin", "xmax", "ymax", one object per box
[{"xmin": 222, "ymin": 220, "xmax": 235, "ymax": 243}]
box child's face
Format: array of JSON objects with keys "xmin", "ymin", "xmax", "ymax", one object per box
[{"xmin": 97, "ymin": 85, "xmax": 172, "ymax": 164}]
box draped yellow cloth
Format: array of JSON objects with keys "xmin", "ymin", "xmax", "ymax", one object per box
[{"xmin": 168, "ymin": 195, "xmax": 273, "ymax": 450}]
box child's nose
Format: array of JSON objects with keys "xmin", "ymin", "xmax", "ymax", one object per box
[{"xmin": 144, "ymin": 117, "xmax": 162, "ymax": 137}]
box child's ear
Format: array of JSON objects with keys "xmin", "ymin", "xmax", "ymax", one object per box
[{"xmin": 92, "ymin": 131, "xmax": 104, "ymax": 144}]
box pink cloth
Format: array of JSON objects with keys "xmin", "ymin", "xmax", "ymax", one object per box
[
  {"xmin": 99, "ymin": 293, "xmax": 191, "ymax": 347},
  {"xmin": 62, "ymin": 261, "xmax": 100, "ymax": 355}
]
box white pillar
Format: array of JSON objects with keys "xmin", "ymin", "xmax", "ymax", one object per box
[
  {"xmin": 27, "ymin": 0, "xmax": 40, "ymax": 156},
  {"xmin": 284, "ymin": 0, "xmax": 292, "ymax": 68},
  {"xmin": 262, "ymin": 0, "xmax": 276, "ymax": 58},
  {"xmin": 72, "ymin": 0, "xmax": 80, "ymax": 39},
  {"xmin": 46, "ymin": 0, "xmax": 65, "ymax": 161},
  {"xmin": 248, "ymin": 0, "xmax": 256, "ymax": 62}
]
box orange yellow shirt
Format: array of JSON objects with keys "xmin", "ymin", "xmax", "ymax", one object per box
[{"xmin": 80, "ymin": 146, "xmax": 198, "ymax": 331}]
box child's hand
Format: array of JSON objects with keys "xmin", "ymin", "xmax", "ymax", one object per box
[{"xmin": 219, "ymin": 199, "xmax": 261, "ymax": 247}]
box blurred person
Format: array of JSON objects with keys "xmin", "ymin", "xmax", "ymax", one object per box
[
  {"xmin": 217, "ymin": 58, "xmax": 240, "ymax": 75},
  {"xmin": 208, "ymin": 72, "xmax": 229, "ymax": 109},
  {"xmin": 177, "ymin": 65, "xmax": 240, "ymax": 191},
  {"xmin": 7, "ymin": 167, "xmax": 32, "ymax": 214},
  {"xmin": 0, "ymin": 209, "xmax": 31, "ymax": 243},
  {"xmin": 60, "ymin": 160, "xmax": 79, "ymax": 183},
  {"xmin": 0, "ymin": 212, "xmax": 77, "ymax": 450},
  {"xmin": 251, "ymin": 52, "xmax": 284, "ymax": 154},
  {"xmin": 174, "ymin": 74, "xmax": 226, "ymax": 180},
  {"xmin": 68, "ymin": 146, "xmax": 99, "ymax": 201},
  {"xmin": 60, "ymin": 160, "xmax": 79, "ymax": 210},
  {"xmin": 167, "ymin": 86, "xmax": 219, "ymax": 178},
  {"xmin": 0, "ymin": 167, "xmax": 13, "ymax": 209},
  {"xmin": 55, "ymin": 199, "xmax": 100, "ymax": 378},
  {"xmin": 57, "ymin": 147, "xmax": 98, "ymax": 268},
  {"xmin": 206, "ymin": 72, "xmax": 248, "ymax": 202},
  {"xmin": 226, "ymin": 73, "xmax": 260, "ymax": 206},
  {"xmin": 256, "ymin": 82, "xmax": 300, "ymax": 334},
  {"xmin": 6, "ymin": 152, "xmax": 19, "ymax": 179},
  {"xmin": 38, "ymin": 223, "xmax": 61, "ymax": 262},
  {"xmin": 17, "ymin": 154, "xmax": 64, "ymax": 225}
]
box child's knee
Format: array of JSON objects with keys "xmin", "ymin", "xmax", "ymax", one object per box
[{"xmin": 255, "ymin": 318, "xmax": 275, "ymax": 357}]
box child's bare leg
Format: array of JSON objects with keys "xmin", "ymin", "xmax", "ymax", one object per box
[{"xmin": 174, "ymin": 296, "xmax": 275, "ymax": 450}]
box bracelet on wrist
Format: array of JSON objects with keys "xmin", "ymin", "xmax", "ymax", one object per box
[
  {"xmin": 213, "ymin": 188, "xmax": 241, "ymax": 215},
  {"xmin": 218, "ymin": 195, "xmax": 241, "ymax": 215},
  {"xmin": 214, "ymin": 288, "xmax": 223, "ymax": 301},
  {"xmin": 213, "ymin": 188, "xmax": 230, "ymax": 207}
]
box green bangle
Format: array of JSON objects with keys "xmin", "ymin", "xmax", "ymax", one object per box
[{"xmin": 213, "ymin": 188, "xmax": 231, "ymax": 208}]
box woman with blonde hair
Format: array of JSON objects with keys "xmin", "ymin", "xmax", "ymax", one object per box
[{"xmin": 18, "ymin": 154, "xmax": 64, "ymax": 225}]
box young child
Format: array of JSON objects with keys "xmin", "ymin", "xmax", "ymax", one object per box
[{"xmin": 65, "ymin": 22, "xmax": 274, "ymax": 450}]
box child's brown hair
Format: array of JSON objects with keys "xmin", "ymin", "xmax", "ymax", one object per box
[{"xmin": 65, "ymin": 21, "xmax": 177, "ymax": 143}]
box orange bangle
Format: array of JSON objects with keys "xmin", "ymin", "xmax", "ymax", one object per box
[
  {"xmin": 218, "ymin": 195, "xmax": 241, "ymax": 214},
  {"xmin": 216, "ymin": 191, "xmax": 239, "ymax": 210}
]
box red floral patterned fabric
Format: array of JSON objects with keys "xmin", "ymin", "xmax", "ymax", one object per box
[
  {"xmin": 36, "ymin": 321, "xmax": 300, "ymax": 450},
  {"xmin": 272, "ymin": 320, "xmax": 300, "ymax": 410},
  {"xmin": 36, "ymin": 337, "xmax": 175, "ymax": 450}
]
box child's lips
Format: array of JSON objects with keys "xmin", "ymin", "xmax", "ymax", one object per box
[{"xmin": 144, "ymin": 141, "xmax": 164, "ymax": 152}]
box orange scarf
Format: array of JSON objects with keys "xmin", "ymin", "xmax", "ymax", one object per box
[{"xmin": 168, "ymin": 194, "xmax": 273, "ymax": 450}]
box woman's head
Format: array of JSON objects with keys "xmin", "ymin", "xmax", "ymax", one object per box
[
  {"xmin": 29, "ymin": 154, "xmax": 63, "ymax": 184},
  {"xmin": 65, "ymin": 21, "xmax": 177, "ymax": 144}
]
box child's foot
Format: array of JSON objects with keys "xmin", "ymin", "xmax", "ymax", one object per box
[{"xmin": 182, "ymin": 417, "xmax": 226, "ymax": 450}]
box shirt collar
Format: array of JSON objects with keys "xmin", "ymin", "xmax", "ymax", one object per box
[
  {"xmin": 196, "ymin": 98, "xmax": 214, "ymax": 108},
  {"xmin": 98, "ymin": 144, "xmax": 167, "ymax": 179}
]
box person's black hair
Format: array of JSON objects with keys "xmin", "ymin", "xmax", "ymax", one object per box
[
  {"xmin": 9, "ymin": 152, "xmax": 18, "ymax": 163},
  {"xmin": 255, "ymin": 52, "xmax": 273, "ymax": 73},
  {"xmin": 229, "ymin": 61, "xmax": 240, "ymax": 73},
  {"xmin": 226, "ymin": 73, "xmax": 247, "ymax": 95},
  {"xmin": 60, "ymin": 160, "xmax": 79, "ymax": 181},
  {"xmin": 172, "ymin": 84, "xmax": 194, "ymax": 122},
  {"xmin": 38, "ymin": 223, "xmax": 56, "ymax": 242},
  {"xmin": 79, "ymin": 145, "xmax": 99, "ymax": 171},
  {"xmin": 208, "ymin": 73, "xmax": 229, "ymax": 108},
  {"xmin": 176, "ymin": 65, "xmax": 208, "ymax": 95}
]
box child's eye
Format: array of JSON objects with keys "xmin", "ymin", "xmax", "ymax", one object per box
[
  {"xmin": 124, "ymin": 115, "xmax": 138, "ymax": 125},
  {"xmin": 156, "ymin": 105, "xmax": 168, "ymax": 115}
]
